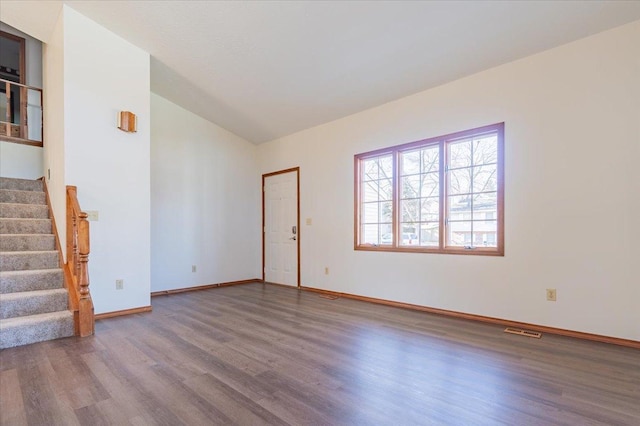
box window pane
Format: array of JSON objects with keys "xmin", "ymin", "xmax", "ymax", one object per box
[
  {"xmin": 380, "ymin": 156, "xmax": 393, "ymax": 178},
  {"xmin": 380, "ymin": 201, "xmax": 393, "ymax": 223},
  {"xmin": 363, "ymin": 202, "xmax": 378, "ymax": 224},
  {"xmin": 448, "ymin": 195, "xmax": 472, "ymax": 219},
  {"xmin": 473, "ymin": 232, "xmax": 484, "ymax": 246},
  {"xmin": 363, "ymin": 181, "xmax": 379, "ymax": 202},
  {"xmin": 380, "ymin": 233, "xmax": 392, "ymax": 245},
  {"xmin": 472, "ymin": 165, "xmax": 497, "ymax": 193},
  {"xmin": 401, "ymin": 199, "xmax": 419, "ymax": 223},
  {"xmin": 420, "ymin": 223, "xmax": 439, "ymax": 246},
  {"xmin": 475, "ymin": 221, "xmax": 497, "ymax": 247},
  {"xmin": 472, "ymin": 192, "xmax": 497, "ymax": 220},
  {"xmin": 420, "ymin": 197, "xmax": 439, "ymax": 222},
  {"xmin": 362, "ymin": 224, "xmax": 380, "ymax": 245},
  {"xmin": 448, "ymin": 168, "xmax": 471, "ymax": 195},
  {"xmin": 421, "ymin": 172, "xmax": 439, "ymax": 198},
  {"xmin": 401, "ymin": 150, "xmax": 420, "ymax": 175},
  {"xmin": 448, "ymin": 221, "xmax": 472, "ymax": 247},
  {"xmin": 363, "ymin": 159, "xmax": 378, "ymax": 181},
  {"xmin": 401, "ymin": 175, "xmax": 420, "ymax": 199},
  {"xmin": 379, "ymin": 178, "xmax": 393, "ymax": 201},
  {"xmin": 422, "ymin": 147, "xmax": 439, "ymax": 173},
  {"xmin": 474, "ymin": 135, "xmax": 497, "ymax": 165},
  {"xmin": 449, "ymin": 140, "xmax": 472, "ymax": 169},
  {"xmin": 400, "ymin": 226, "xmax": 418, "ymax": 246}
]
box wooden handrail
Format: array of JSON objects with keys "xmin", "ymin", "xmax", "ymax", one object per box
[
  {"xmin": 0, "ymin": 78, "xmax": 43, "ymax": 91},
  {"xmin": 66, "ymin": 186, "xmax": 94, "ymax": 337}
]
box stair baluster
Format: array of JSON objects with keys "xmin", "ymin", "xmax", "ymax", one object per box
[{"xmin": 66, "ymin": 186, "xmax": 94, "ymax": 336}]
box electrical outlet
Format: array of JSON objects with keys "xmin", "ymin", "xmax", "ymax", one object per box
[
  {"xmin": 324, "ymin": 267, "xmax": 329, "ymax": 275},
  {"xmin": 546, "ymin": 288, "xmax": 556, "ymax": 301},
  {"xmin": 116, "ymin": 279, "xmax": 124, "ymax": 290},
  {"xmin": 192, "ymin": 265, "xmax": 197, "ymax": 273}
]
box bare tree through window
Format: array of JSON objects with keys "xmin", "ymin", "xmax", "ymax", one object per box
[{"xmin": 355, "ymin": 123, "xmax": 504, "ymax": 256}]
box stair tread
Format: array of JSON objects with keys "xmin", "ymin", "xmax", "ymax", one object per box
[
  {"xmin": 0, "ymin": 218, "xmax": 52, "ymax": 221},
  {"xmin": 0, "ymin": 202, "xmax": 47, "ymax": 209},
  {"xmin": 0, "ymin": 288, "xmax": 67, "ymax": 300},
  {"xmin": 0, "ymin": 233, "xmax": 54, "ymax": 236},
  {"xmin": 0, "ymin": 178, "xmax": 44, "ymax": 192},
  {"xmin": 0, "ymin": 268, "xmax": 62, "ymax": 276},
  {"xmin": 0, "ymin": 188, "xmax": 44, "ymax": 193},
  {"xmin": 0, "ymin": 250, "xmax": 58, "ymax": 254},
  {"xmin": 0, "ymin": 310, "xmax": 73, "ymax": 327}
]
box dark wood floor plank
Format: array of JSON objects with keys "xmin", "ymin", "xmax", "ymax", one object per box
[
  {"xmin": 0, "ymin": 368, "xmax": 28, "ymax": 426},
  {"xmin": 183, "ymin": 373, "xmax": 289, "ymax": 426},
  {"xmin": 1, "ymin": 283, "xmax": 638, "ymax": 425},
  {"xmin": 18, "ymin": 360, "xmax": 81, "ymax": 426}
]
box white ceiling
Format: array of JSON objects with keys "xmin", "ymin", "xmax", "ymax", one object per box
[{"xmin": 6, "ymin": 1, "xmax": 640, "ymax": 144}]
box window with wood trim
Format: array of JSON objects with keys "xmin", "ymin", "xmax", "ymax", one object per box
[{"xmin": 355, "ymin": 123, "xmax": 504, "ymax": 256}]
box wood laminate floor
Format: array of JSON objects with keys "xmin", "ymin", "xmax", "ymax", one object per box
[{"xmin": 1, "ymin": 283, "xmax": 638, "ymax": 425}]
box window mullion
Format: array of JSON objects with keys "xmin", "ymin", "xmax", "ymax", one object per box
[
  {"xmin": 392, "ymin": 150, "xmax": 398, "ymax": 247},
  {"xmin": 470, "ymin": 139, "xmax": 474, "ymax": 247},
  {"xmin": 439, "ymin": 141, "xmax": 446, "ymax": 250}
]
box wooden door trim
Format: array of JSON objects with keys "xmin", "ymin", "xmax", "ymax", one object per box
[
  {"xmin": 0, "ymin": 30, "xmax": 26, "ymax": 85},
  {"xmin": 1, "ymin": 30, "xmax": 27, "ymax": 139},
  {"xmin": 262, "ymin": 167, "xmax": 301, "ymax": 287}
]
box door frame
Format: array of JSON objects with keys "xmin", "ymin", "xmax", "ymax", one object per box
[
  {"xmin": 262, "ymin": 167, "xmax": 300, "ymax": 287},
  {"xmin": 0, "ymin": 30, "xmax": 26, "ymax": 85},
  {"xmin": 0, "ymin": 30, "xmax": 26, "ymax": 139}
]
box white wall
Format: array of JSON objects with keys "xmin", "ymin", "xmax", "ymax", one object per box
[
  {"xmin": 0, "ymin": 142, "xmax": 42, "ymax": 179},
  {"xmin": 63, "ymin": 6, "xmax": 151, "ymax": 314},
  {"xmin": 0, "ymin": 22, "xmax": 44, "ymax": 176},
  {"xmin": 151, "ymin": 93, "xmax": 261, "ymax": 292},
  {"xmin": 258, "ymin": 21, "xmax": 640, "ymax": 341},
  {"xmin": 42, "ymin": 8, "xmax": 65, "ymax": 254}
]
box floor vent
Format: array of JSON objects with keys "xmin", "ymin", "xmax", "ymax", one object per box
[
  {"xmin": 504, "ymin": 327, "xmax": 542, "ymax": 339},
  {"xmin": 319, "ymin": 294, "xmax": 339, "ymax": 300}
]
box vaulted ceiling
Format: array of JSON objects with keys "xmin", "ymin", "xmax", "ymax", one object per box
[{"xmin": 3, "ymin": 1, "xmax": 640, "ymax": 144}]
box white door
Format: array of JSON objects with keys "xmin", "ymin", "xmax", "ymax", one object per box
[{"xmin": 264, "ymin": 170, "xmax": 299, "ymax": 286}]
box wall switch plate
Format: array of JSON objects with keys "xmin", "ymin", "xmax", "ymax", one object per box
[
  {"xmin": 324, "ymin": 267, "xmax": 329, "ymax": 275},
  {"xmin": 116, "ymin": 279, "xmax": 124, "ymax": 290},
  {"xmin": 546, "ymin": 288, "xmax": 556, "ymax": 301},
  {"xmin": 306, "ymin": 218, "xmax": 312, "ymax": 225},
  {"xmin": 86, "ymin": 211, "xmax": 99, "ymax": 221},
  {"xmin": 192, "ymin": 265, "xmax": 197, "ymax": 273}
]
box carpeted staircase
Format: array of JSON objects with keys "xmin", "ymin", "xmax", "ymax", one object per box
[{"xmin": 0, "ymin": 177, "xmax": 74, "ymax": 349}]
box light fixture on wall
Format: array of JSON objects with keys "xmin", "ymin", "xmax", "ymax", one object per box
[{"xmin": 117, "ymin": 111, "xmax": 137, "ymax": 133}]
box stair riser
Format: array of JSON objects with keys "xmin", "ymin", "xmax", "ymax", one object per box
[
  {"xmin": 0, "ymin": 178, "xmax": 43, "ymax": 192},
  {"xmin": 0, "ymin": 270, "xmax": 64, "ymax": 293},
  {"xmin": 0, "ymin": 219, "xmax": 52, "ymax": 234},
  {"xmin": 1, "ymin": 290, "xmax": 68, "ymax": 319},
  {"xmin": 0, "ymin": 235, "xmax": 55, "ymax": 251},
  {"xmin": 0, "ymin": 312, "xmax": 74, "ymax": 349},
  {"xmin": 0, "ymin": 190, "xmax": 46, "ymax": 205},
  {"xmin": 0, "ymin": 252, "xmax": 59, "ymax": 271},
  {"xmin": 0, "ymin": 204, "xmax": 49, "ymax": 219}
]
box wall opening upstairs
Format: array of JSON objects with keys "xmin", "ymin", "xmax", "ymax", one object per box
[{"xmin": 0, "ymin": 23, "xmax": 43, "ymax": 147}]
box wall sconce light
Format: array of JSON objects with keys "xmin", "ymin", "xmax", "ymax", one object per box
[{"xmin": 117, "ymin": 111, "xmax": 137, "ymax": 133}]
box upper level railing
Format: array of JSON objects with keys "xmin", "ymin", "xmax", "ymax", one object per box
[{"xmin": 0, "ymin": 78, "xmax": 43, "ymax": 146}]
